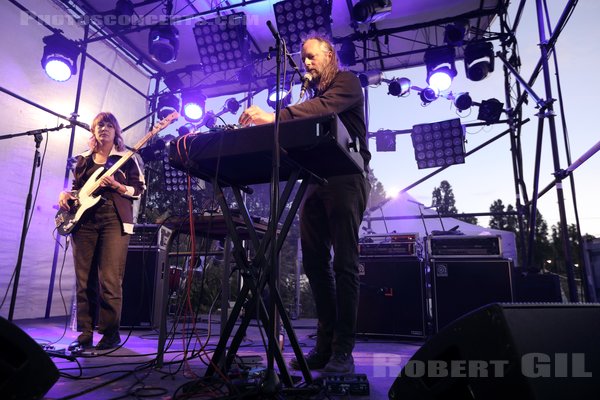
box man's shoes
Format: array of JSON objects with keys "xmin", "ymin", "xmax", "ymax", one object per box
[
  {"xmin": 68, "ymin": 332, "xmax": 93, "ymax": 351},
  {"xmin": 95, "ymin": 332, "xmax": 121, "ymax": 350},
  {"xmin": 290, "ymin": 348, "xmax": 331, "ymax": 370},
  {"xmin": 324, "ymin": 352, "xmax": 355, "ymax": 374}
]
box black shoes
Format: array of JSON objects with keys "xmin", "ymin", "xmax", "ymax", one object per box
[
  {"xmin": 290, "ymin": 348, "xmax": 331, "ymax": 370},
  {"xmin": 95, "ymin": 332, "xmax": 121, "ymax": 350},
  {"xmin": 68, "ymin": 332, "xmax": 93, "ymax": 352},
  {"xmin": 324, "ymin": 352, "xmax": 355, "ymax": 374}
]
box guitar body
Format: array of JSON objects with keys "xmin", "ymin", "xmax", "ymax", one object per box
[{"xmin": 55, "ymin": 168, "xmax": 105, "ymax": 235}]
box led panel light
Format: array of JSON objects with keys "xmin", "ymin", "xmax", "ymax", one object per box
[{"xmin": 411, "ymin": 118, "xmax": 465, "ymax": 169}]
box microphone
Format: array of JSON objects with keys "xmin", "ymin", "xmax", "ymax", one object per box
[
  {"xmin": 299, "ymin": 73, "xmax": 313, "ymax": 100},
  {"xmin": 68, "ymin": 117, "xmax": 90, "ymax": 131}
]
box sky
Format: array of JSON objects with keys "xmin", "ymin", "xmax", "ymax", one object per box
[
  {"xmin": 198, "ymin": 0, "xmax": 600, "ymax": 238},
  {"xmin": 364, "ymin": 0, "xmax": 600, "ymax": 238}
]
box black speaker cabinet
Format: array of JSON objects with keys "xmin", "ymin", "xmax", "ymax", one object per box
[
  {"xmin": 357, "ymin": 257, "xmax": 426, "ymax": 338},
  {"xmin": 512, "ymin": 269, "xmax": 562, "ymax": 302},
  {"xmin": 431, "ymin": 258, "xmax": 513, "ymax": 332},
  {"xmin": 121, "ymin": 246, "xmax": 168, "ymax": 329},
  {"xmin": 389, "ymin": 303, "xmax": 600, "ymax": 400},
  {"xmin": 0, "ymin": 317, "xmax": 59, "ymax": 399}
]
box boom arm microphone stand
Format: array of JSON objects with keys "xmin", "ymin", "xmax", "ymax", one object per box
[
  {"xmin": 0, "ymin": 124, "xmax": 72, "ymax": 321},
  {"xmin": 263, "ymin": 20, "xmax": 284, "ymax": 393}
]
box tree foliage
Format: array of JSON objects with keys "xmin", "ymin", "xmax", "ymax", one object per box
[{"xmin": 431, "ymin": 180, "xmax": 478, "ymax": 225}]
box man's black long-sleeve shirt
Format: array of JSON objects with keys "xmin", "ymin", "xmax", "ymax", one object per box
[{"xmin": 279, "ymin": 70, "xmax": 371, "ymax": 171}]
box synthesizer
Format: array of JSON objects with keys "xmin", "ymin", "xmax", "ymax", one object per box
[{"xmin": 168, "ymin": 113, "xmax": 364, "ymax": 186}]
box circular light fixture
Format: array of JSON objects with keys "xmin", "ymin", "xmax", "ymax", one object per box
[{"xmin": 41, "ymin": 33, "xmax": 80, "ymax": 82}]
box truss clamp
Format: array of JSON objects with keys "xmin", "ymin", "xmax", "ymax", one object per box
[{"xmin": 553, "ymin": 168, "xmax": 569, "ymax": 180}]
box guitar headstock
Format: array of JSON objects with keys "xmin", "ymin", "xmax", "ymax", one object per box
[{"xmin": 152, "ymin": 111, "xmax": 179, "ymax": 134}]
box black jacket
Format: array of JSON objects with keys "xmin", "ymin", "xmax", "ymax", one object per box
[
  {"xmin": 280, "ymin": 70, "xmax": 371, "ymax": 170},
  {"xmin": 72, "ymin": 148, "xmax": 145, "ymax": 234}
]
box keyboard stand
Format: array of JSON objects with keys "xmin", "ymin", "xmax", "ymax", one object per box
[{"xmin": 204, "ymin": 166, "xmax": 322, "ymax": 386}]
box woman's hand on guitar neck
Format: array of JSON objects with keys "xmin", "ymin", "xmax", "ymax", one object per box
[{"xmin": 99, "ymin": 175, "xmax": 124, "ymax": 194}]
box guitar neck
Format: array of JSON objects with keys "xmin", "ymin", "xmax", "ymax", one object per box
[{"xmin": 86, "ymin": 112, "xmax": 178, "ymax": 194}]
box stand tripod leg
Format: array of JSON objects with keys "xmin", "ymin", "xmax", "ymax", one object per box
[{"xmin": 205, "ymin": 283, "xmax": 251, "ymax": 375}]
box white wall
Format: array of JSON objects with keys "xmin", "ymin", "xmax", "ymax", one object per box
[{"xmin": 0, "ymin": 0, "xmax": 151, "ymax": 319}]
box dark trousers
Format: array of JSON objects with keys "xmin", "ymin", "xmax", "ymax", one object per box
[
  {"xmin": 300, "ymin": 173, "xmax": 370, "ymax": 354},
  {"xmin": 71, "ymin": 201, "xmax": 130, "ymax": 335}
]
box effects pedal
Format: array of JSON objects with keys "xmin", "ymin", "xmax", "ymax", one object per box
[{"xmin": 324, "ymin": 373, "xmax": 370, "ymax": 396}]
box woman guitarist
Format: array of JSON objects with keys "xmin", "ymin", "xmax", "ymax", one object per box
[{"xmin": 58, "ymin": 112, "xmax": 145, "ymax": 351}]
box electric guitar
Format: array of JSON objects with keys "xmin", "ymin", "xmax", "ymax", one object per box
[{"xmin": 55, "ymin": 111, "xmax": 179, "ymax": 235}]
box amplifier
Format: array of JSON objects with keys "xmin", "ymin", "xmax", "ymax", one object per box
[
  {"xmin": 430, "ymin": 258, "xmax": 513, "ymax": 332},
  {"xmin": 359, "ymin": 233, "xmax": 419, "ymax": 258},
  {"xmin": 121, "ymin": 246, "xmax": 168, "ymax": 329},
  {"xmin": 427, "ymin": 235, "xmax": 502, "ymax": 258},
  {"xmin": 357, "ymin": 256, "xmax": 426, "ymax": 338},
  {"xmin": 129, "ymin": 224, "xmax": 173, "ymax": 250}
]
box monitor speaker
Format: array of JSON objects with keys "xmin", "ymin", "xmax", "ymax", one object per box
[
  {"xmin": 0, "ymin": 317, "xmax": 59, "ymax": 399},
  {"xmin": 121, "ymin": 246, "xmax": 168, "ymax": 329},
  {"xmin": 357, "ymin": 257, "xmax": 426, "ymax": 338},
  {"xmin": 389, "ymin": 303, "xmax": 600, "ymax": 400},
  {"xmin": 431, "ymin": 258, "xmax": 513, "ymax": 332}
]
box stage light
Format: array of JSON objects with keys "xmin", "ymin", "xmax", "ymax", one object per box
[
  {"xmin": 387, "ymin": 78, "xmax": 411, "ymax": 97},
  {"xmin": 41, "ymin": 33, "xmax": 80, "ymax": 82},
  {"xmin": 156, "ymin": 94, "xmax": 180, "ymax": 120},
  {"xmin": 444, "ymin": 20, "xmax": 469, "ymax": 46},
  {"xmin": 375, "ymin": 131, "xmax": 396, "ymax": 152},
  {"xmin": 202, "ymin": 111, "xmax": 217, "ymax": 129},
  {"xmin": 477, "ymin": 98, "xmax": 504, "ymax": 124},
  {"xmin": 194, "ymin": 12, "xmax": 249, "ymax": 73},
  {"xmin": 453, "ymin": 92, "xmax": 473, "ymax": 111},
  {"xmin": 113, "ymin": 0, "xmax": 135, "ymax": 29},
  {"xmin": 273, "ymin": 0, "xmax": 332, "ymax": 53},
  {"xmin": 149, "ymin": 24, "xmax": 179, "ymax": 64},
  {"xmin": 424, "ymin": 46, "xmax": 457, "ymax": 92},
  {"xmin": 358, "ymin": 71, "xmax": 383, "ymax": 88},
  {"xmin": 177, "ymin": 123, "xmax": 195, "ymax": 136},
  {"xmin": 419, "ymin": 87, "xmax": 439, "ymax": 105},
  {"xmin": 181, "ymin": 89, "xmax": 206, "ymax": 122},
  {"xmin": 338, "ymin": 39, "xmax": 357, "ymax": 66},
  {"xmin": 163, "ymin": 153, "xmax": 196, "ymax": 192},
  {"xmin": 224, "ymin": 98, "xmax": 240, "ymax": 114},
  {"xmin": 139, "ymin": 138, "xmax": 165, "ymax": 163},
  {"xmin": 267, "ymin": 84, "xmax": 292, "ymax": 110},
  {"xmin": 352, "ymin": 0, "xmax": 392, "ymax": 24},
  {"xmin": 163, "ymin": 72, "xmax": 184, "ymax": 92},
  {"xmin": 411, "ymin": 118, "xmax": 465, "ymax": 169},
  {"xmin": 238, "ymin": 64, "xmax": 255, "ymax": 84},
  {"xmin": 464, "ymin": 41, "xmax": 495, "ymax": 81}
]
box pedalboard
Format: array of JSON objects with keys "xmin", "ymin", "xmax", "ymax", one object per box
[{"xmin": 324, "ymin": 373, "xmax": 370, "ymax": 396}]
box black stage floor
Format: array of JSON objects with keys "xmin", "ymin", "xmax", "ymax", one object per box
[{"xmin": 14, "ymin": 316, "xmax": 422, "ymax": 399}]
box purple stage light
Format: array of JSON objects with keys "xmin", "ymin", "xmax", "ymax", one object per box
[
  {"xmin": 428, "ymin": 68, "xmax": 453, "ymax": 92},
  {"xmin": 424, "ymin": 46, "xmax": 457, "ymax": 92},
  {"xmin": 41, "ymin": 33, "xmax": 79, "ymax": 82},
  {"xmin": 44, "ymin": 59, "xmax": 73, "ymax": 82},
  {"xmin": 267, "ymin": 85, "xmax": 292, "ymax": 109},
  {"xmin": 181, "ymin": 89, "xmax": 206, "ymax": 122}
]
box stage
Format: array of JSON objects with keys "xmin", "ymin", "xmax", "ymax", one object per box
[{"xmin": 15, "ymin": 316, "xmax": 422, "ymax": 399}]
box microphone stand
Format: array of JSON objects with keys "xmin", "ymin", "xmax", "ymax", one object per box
[
  {"xmin": 0, "ymin": 124, "xmax": 71, "ymax": 321},
  {"xmin": 264, "ymin": 20, "xmax": 284, "ymax": 394}
]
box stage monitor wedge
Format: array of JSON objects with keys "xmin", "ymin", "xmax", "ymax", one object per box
[
  {"xmin": 0, "ymin": 317, "xmax": 59, "ymax": 399},
  {"xmin": 389, "ymin": 303, "xmax": 600, "ymax": 400}
]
